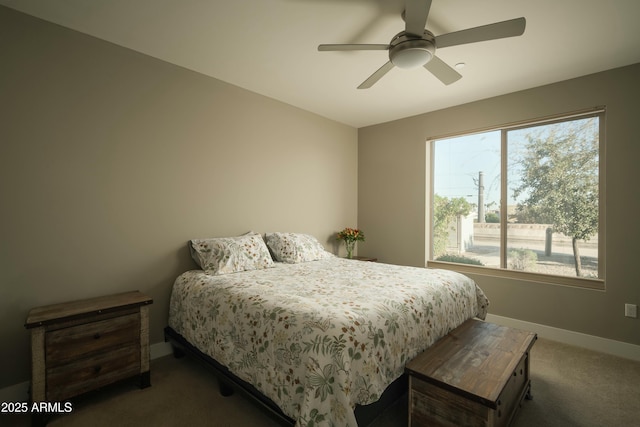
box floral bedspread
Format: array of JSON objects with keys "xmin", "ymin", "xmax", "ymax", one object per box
[{"xmin": 168, "ymin": 257, "xmax": 489, "ymax": 426}]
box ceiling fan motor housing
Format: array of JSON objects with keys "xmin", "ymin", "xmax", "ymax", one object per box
[{"xmin": 389, "ymin": 31, "xmax": 436, "ymax": 69}]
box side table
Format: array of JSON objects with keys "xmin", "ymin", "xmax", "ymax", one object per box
[{"xmin": 25, "ymin": 291, "xmax": 153, "ymax": 426}]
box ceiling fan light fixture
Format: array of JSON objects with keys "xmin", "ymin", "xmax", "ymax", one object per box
[
  {"xmin": 318, "ymin": 4, "xmax": 526, "ymax": 89},
  {"xmin": 389, "ymin": 38, "xmax": 435, "ymax": 69}
]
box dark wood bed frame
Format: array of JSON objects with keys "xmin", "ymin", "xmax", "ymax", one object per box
[{"xmin": 164, "ymin": 326, "xmax": 407, "ymax": 426}]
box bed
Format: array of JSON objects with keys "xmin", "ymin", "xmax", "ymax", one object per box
[{"xmin": 165, "ymin": 232, "xmax": 489, "ymax": 426}]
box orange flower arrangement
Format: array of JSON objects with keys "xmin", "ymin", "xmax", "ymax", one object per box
[{"xmin": 337, "ymin": 228, "xmax": 365, "ymax": 258}]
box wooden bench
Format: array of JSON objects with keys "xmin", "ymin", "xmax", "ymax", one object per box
[{"xmin": 405, "ymin": 319, "xmax": 537, "ymax": 427}]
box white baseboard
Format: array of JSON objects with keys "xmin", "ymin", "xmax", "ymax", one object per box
[
  {"xmin": 151, "ymin": 341, "xmax": 174, "ymax": 359},
  {"xmin": 0, "ymin": 341, "xmax": 175, "ymax": 404},
  {"xmin": 485, "ymin": 314, "xmax": 640, "ymax": 362},
  {"xmin": 0, "ymin": 380, "xmax": 30, "ymax": 404}
]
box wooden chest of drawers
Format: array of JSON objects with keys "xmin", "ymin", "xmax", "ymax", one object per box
[
  {"xmin": 405, "ymin": 319, "xmax": 537, "ymax": 427},
  {"xmin": 25, "ymin": 291, "xmax": 153, "ymax": 408}
]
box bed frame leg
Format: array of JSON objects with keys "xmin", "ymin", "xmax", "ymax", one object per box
[
  {"xmin": 219, "ymin": 380, "xmax": 234, "ymax": 397},
  {"xmin": 171, "ymin": 345, "xmax": 185, "ymax": 359}
]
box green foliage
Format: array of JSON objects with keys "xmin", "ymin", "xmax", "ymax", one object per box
[
  {"xmin": 433, "ymin": 195, "xmax": 472, "ymax": 258},
  {"xmin": 508, "ymin": 248, "xmax": 538, "ymax": 271},
  {"xmin": 513, "ymin": 204, "xmax": 553, "ymax": 224},
  {"xmin": 435, "ymin": 254, "xmax": 483, "ymax": 266},
  {"xmin": 511, "ymin": 117, "xmax": 599, "ymax": 276},
  {"xmin": 485, "ymin": 212, "xmax": 500, "ymax": 223}
]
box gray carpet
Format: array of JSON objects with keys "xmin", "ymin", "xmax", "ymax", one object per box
[{"xmin": 4, "ymin": 338, "xmax": 639, "ymax": 426}]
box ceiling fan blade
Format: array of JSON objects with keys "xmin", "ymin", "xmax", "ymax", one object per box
[
  {"xmin": 435, "ymin": 17, "xmax": 526, "ymax": 49},
  {"xmin": 404, "ymin": 0, "xmax": 432, "ymax": 37},
  {"xmin": 424, "ymin": 56, "xmax": 462, "ymax": 85},
  {"xmin": 358, "ymin": 61, "xmax": 395, "ymax": 89},
  {"xmin": 318, "ymin": 44, "xmax": 389, "ymax": 51}
]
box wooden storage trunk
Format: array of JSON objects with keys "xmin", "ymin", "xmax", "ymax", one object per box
[{"xmin": 405, "ymin": 319, "xmax": 537, "ymax": 427}]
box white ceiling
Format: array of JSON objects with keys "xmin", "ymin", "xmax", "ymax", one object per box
[{"xmin": 2, "ymin": 0, "xmax": 639, "ymax": 128}]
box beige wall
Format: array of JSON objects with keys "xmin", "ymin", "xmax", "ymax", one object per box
[
  {"xmin": 0, "ymin": 7, "xmax": 357, "ymax": 388},
  {"xmin": 358, "ymin": 63, "xmax": 640, "ymax": 347},
  {"xmin": 2, "ymin": 3, "xmax": 638, "ymax": 391}
]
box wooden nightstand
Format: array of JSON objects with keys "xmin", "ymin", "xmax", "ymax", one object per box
[{"xmin": 25, "ymin": 291, "xmax": 153, "ymax": 424}]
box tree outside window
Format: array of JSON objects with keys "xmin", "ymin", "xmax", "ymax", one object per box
[{"xmin": 430, "ymin": 110, "xmax": 603, "ymax": 286}]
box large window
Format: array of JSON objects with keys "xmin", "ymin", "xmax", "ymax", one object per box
[{"xmin": 429, "ymin": 109, "xmax": 604, "ymax": 289}]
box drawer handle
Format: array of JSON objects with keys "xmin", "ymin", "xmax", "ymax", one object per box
[
  {"xmin": 94, "ymin": 333, "xmax": 101, "ymax": 340},
  {"xmin": 94, "ymin": 365, "xmax": 102, "ymax": 374}
]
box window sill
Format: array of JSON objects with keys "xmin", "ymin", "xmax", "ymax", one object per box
[{"xmin": 427, "ymin": 261, "xmax": 605, "ymax": 291}]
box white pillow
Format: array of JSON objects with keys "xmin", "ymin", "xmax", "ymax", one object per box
[
  {"xmin": 265, "ymin": 232, "xmax": 333, "ymax": 263},
  {"xmin": 190, "ymin": 232, "xmax": 274, "ymax": 275}
]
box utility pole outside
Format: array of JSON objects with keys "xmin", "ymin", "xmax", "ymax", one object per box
[{"xmin": 478, "ymin": 171, "xmax": 485, "ymax": 223}]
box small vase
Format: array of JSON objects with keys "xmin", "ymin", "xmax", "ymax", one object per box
[{"xmin": 345, "ymin": 241, "xmax": 355, "ymax": 259}]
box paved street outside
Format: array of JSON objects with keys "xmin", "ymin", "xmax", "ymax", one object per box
[{"xmin": 462, "ymin": 236, "xmax": 598, "ymax": 277}]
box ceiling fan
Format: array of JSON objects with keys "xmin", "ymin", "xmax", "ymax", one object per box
[{"xmin": 318, "ymin": 0, "xmax": 526, "ymax": 89}]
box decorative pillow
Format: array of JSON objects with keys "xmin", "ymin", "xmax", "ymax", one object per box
[
  {"xmin": 265, "ymin": 232, "xmax": 333, "ymax": 263},
  {"xmin": 190, "ymin": 232, "xmax": 274, "ymax": 275}
]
